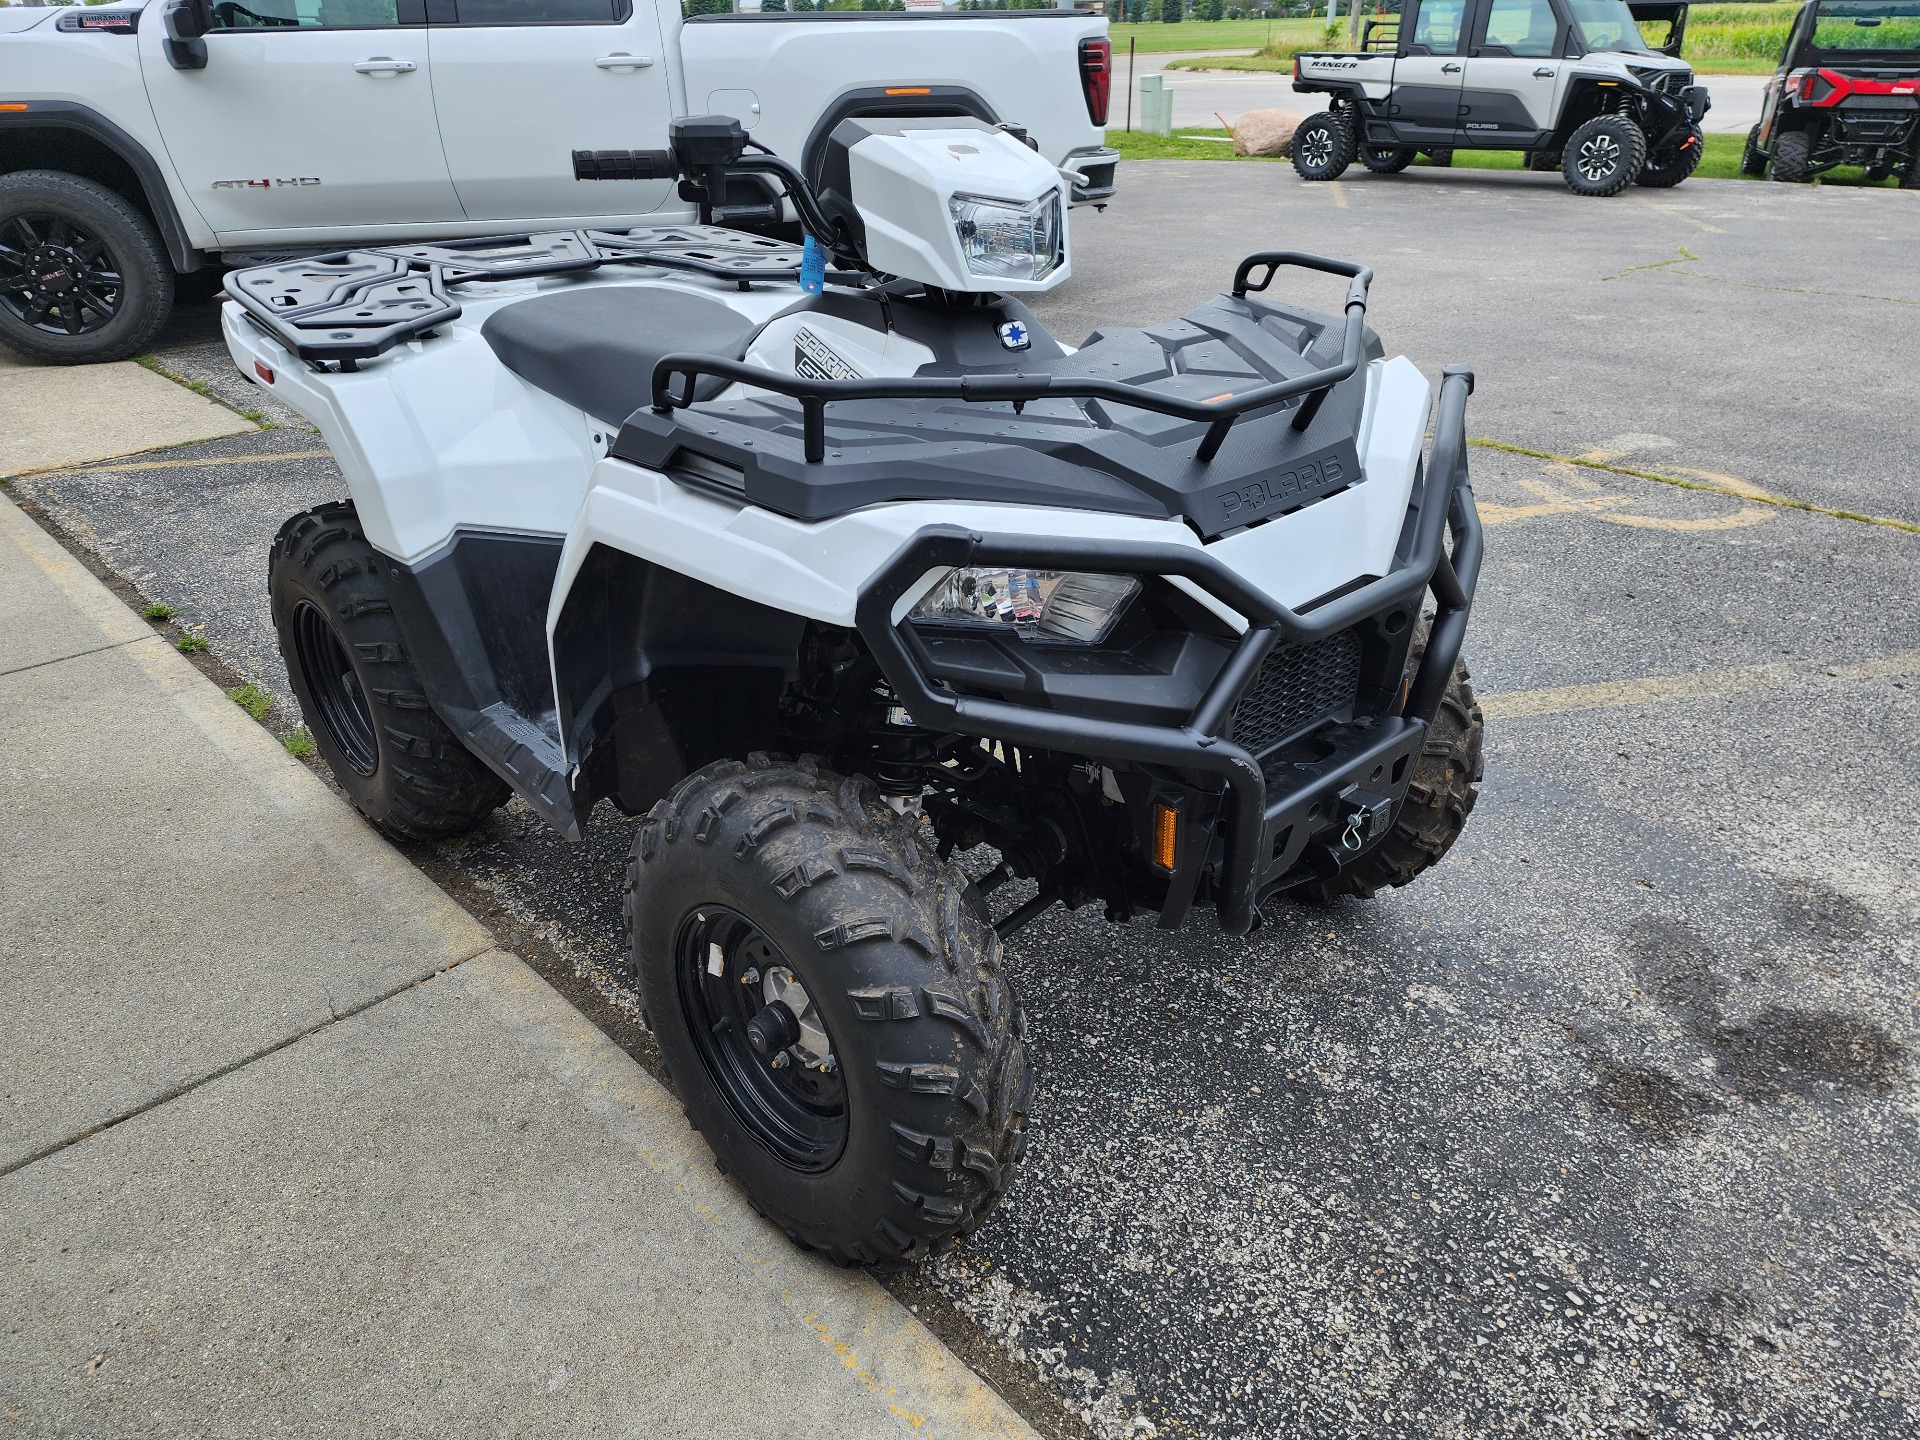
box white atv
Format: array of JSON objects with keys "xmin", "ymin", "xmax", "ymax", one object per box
[{"xmin": 222, "ymin": 114, "xmax": 1485, "ymax": 1265}]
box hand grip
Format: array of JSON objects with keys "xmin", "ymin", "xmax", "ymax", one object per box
[
  {"xmin": 353, "ymin": 58, "xmax": 416, "ymax": 74},
  {"xmin": 572, "ymin": 149, "xmax": 679, "ymax": 181}
]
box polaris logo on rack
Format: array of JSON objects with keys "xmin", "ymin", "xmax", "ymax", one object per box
[
  {"xmin": 997, "ymin": 320, "xmax": 1030, "ymax": 351},
  {"xmin": 1199, "ymin": 447, "xmax": 1354, "ymax": 534},
  {"xmin": 793, "ymin": 327, "xmax": 859, "ymax": 382}
]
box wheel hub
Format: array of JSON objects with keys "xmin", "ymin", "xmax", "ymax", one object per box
[
  {"xmin": 30, "ymin": 246, "xmax": 77, "ymax": 295},
  {"xmin": 1578, "ymin": 137, "xmax": 1621, "ymax": 181},
  {"xmin": 759, "ymin": 966, "xmax": 833, "ymax": 1068},
  {"xmin": 0, "ymin": 213, "xmax": 122, "ymax": 336},
  {"xmin": 1304, "ymin": 131, "xmax": 1332, "ymax": 166}
]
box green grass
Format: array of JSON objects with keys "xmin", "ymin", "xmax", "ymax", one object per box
[
  {"xmin": 283, "ymin": 730, "xmax": 316, "ymax": 759},
  {"xmin": 1107, "ymin": 17, "xmax": 1323, "ymax": 55},
  {"xmin": 141, "ymin": 601, "xmax": 177, "ymax": 621},
  {"xmin": 175, "ymin": 634, "xmax": 210, "ymax": 654},
  {"xmin": 1107, "ymin": 127, "xmax": 1909, "ymax": 186},
  {"xmin": 226, "ymin": 682, "xmax": 273, "ymax": 721}
]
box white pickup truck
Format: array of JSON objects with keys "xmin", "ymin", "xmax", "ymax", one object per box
[{"xmin": 0, "ymin": 2, "xmax": 1116, "ymax": 363}]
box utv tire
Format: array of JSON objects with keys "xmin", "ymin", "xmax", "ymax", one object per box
[
  {"xmin": 269, "ymin": 503, "xmax": 509, "ymax": 840},
  {"xmin": 1291, "ymin": 651, "xmax": 1484, "ymax": 904},
  {"xmin": 1903, "ymin": 164, "xmax": 1920, "ymax": 189},
  {"xmin": 1421, "ymin": 148, "xmax": 1454, "ymax": 168},
  {"xmin": 1360, "ymin": 146, "xmax": 1415, "ymax": 175},
  {"xmin": 1291, "ymin": 112, "xmax": 1355, "ymax": 181},
  {"xmin": 1768, "ymin": 129, "xmax": 1815, "ymax": 182},
  {"xmin": 628, "ymin": 754, "xmax": 1030, "ymax": 1267},
  {"xmin": 1740, "ymin": 125, "xmax": 1768, "ymax": 177},
  {"xmin": 0, "ymin": 171, "xmax": 174, "ymax": 366},
  {"xmin": 1637, "ymin": 124, "xmax": 1703, "ymax": 188},
  {"xmin": 1527, "ymin": 149, "xmax": 1563, "ymax": 173},
  {"xmin": 1563, "ymin": 116, "xmax": 1647, "ymax": 196}
]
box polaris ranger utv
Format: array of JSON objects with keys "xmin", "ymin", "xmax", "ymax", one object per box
[
  {"xmin": 223, "ymin": 115, "xmax": 1485, "ymax": 1265},
  {"xmin": 1291, "ymin": 0, "xmax": 1711, "ymax": 195},
  {"xmin": 1741, "ymin": 0, "xmax": 1920, "ymax": 184}
]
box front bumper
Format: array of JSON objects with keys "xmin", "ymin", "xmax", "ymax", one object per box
[{"xmin": 854, "ymin": 365, "xmax": 1482, "ymax": 936}]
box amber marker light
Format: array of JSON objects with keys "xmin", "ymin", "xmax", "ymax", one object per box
[
  {"xmin": 884, "ymin": 87, "xmax": 932, "ymax": 96},
  {"xmin": 0, "ymin": 104, "xmax": 31, "ymax": 113},
  {"xmin": 1153, "ymin": 802, "xmax": 1179, "ymax": 872}
]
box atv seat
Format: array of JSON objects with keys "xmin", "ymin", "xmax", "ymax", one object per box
[{"xmin": 482, "ymin": 285, "xmax": 758, "ymax": 425}]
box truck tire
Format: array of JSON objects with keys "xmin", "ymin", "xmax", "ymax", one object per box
[
  {"xmin": 1563, "ymin": 116, "xmax": 1647, "ymax": 196},
  {"xmin": 1637, "ymin": 123, "xmax": 1703, "ymax": 187},
  {"xmin": 1290, "ymin": 650, "xmax": 1484, "ymax": 904},
  {"xmin": 1740, "ymin": 125, "xmax": 1768, "ymax": 177},
  {"xmin": 1291, "ymin": 111, "xmax": 1354, "ymax": 181},
  {"xmin": 628, "ymin": 754, "xmax": 1030, "ymax": 1267},
  {"xmin": 1768, "ymin": 128, "xmax": 1815, "ymax": 182},
  {"xmin": 269, "ymin": 503, "xmax": 509, "ymax": 841},
  {"xmin": 1360, "ymin": 145, "xmax": 1415, "ymax": 175},
  {"xmin": 0, "ymin": 170, "xmax": 174, "ymax": 366}
]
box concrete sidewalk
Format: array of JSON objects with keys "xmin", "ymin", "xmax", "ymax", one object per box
[
  {"xmin": 0, "ymin": 493, "xmax": 1034, "ymax": 1439},
  {"xmin": 0, "ymin": 347, "xmax": 255, "ymax": 477}
]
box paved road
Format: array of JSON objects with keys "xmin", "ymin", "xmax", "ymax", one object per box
[
  {"xmin": 1125, "ymin": 50, "xmax": 1766, "ymax": 134},
  {"xmin": 12, "ymin": 167, "xmax": 1918, "ymax": 1439}
]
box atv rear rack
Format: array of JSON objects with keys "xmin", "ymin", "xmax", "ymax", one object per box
[
  {"xmin": 223, "ymin": 226, "xmax": 864, "ymax": 368},
  {"xmin": 852, "ymin": 364, "xmax": 1480, "ymax": 938},
  {"xmin": 650, "ymin": 252, "xmax": 1374, "ymax": 465}
]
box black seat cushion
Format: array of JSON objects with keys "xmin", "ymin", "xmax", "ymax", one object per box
[{"xmin": 482, "ymin": 285, "xmax": 758, "ymax": 425}]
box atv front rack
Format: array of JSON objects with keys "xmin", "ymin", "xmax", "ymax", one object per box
[
  {"xmin": 223, "ymin": 227, "xmax": 863, "ymax": 367},
  {"xmin": 852, "ymin": 364, "xmax": 1481, "ymax": 938},
  {"xmin": 651, "ymin": 252, "xmax": 1374, "ymax": 465}
]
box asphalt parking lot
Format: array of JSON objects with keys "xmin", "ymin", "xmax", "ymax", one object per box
[{"xmin": 10, "ymin": 165, "xmax": 1919, "ymax": 1439}]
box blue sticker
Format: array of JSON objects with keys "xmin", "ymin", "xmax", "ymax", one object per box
[
  {"xmin": 998, "ymin": 320, "xmax": 1030, "ymax": 351},
  {"xmin": 799, "ymin": 235, "xmax": 826, "ymax": 295}
]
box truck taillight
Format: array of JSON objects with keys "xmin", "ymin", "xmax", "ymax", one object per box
[{"xmin": 1079, "ymin": 37, "xmax": 1112, "ymax": 127}]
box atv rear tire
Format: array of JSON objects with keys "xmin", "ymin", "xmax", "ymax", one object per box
[
  {"xmin": 1563, "ymin": 116, "xmax": 1647, "ymax": 196},
  {"xmin": 1768, "ymin": 129, "xmax": 1815, "ymax": 182},
  {"xmin": 270, "ymin": 503, "xmax": 509, "ymax": 841},
  {"xmin": 1291, "ymin": 112, "xmax": 1355, "ymax": 181},
  {"xmin": 1740, "ymin": 125, "xmax": 1768, "ymax": 177},
  {"xmin": 1291, "ymin": 649, "xmax": 1484, "ymax": 904},
  {"xmin": 1637, "ymin": 124, "xmax": 1703, "ymax": 188},
  {"xmin": 628, "ymin": 754, "xmax": 1030, "ymax": 1267},
  {"xmin": 0, "ymin": 171, "xmax": 174, "ymax": 366},
  {"xmin": 1360, "ymin": 145, "xmax": 1415, "ymax": 175}
]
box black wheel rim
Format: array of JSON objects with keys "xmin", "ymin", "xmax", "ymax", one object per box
[
  {"xmin": 676, "ymin": 907, "xmax": 848, "ymax": 1172},
  {"xmin": 0, "ymin": 212, "xmax": 123, "ymax": 337},
  {"xmin": 291, "ymin": 599, "xmax": 378, "ymax": 776}
]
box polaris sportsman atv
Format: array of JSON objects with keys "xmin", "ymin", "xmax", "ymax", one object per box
[
  {"xmin": 223, "ymin": 114, "xmax": 1485, "ymax": 1266},
  {"xmin": 1742, "ymin": 0, "xmax": 1920, "ymax": 185}
]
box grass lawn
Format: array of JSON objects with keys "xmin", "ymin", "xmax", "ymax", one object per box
[
  {"xmin": 1107, "ymin": 18, "xmax": 1324, "ymax": 54},
  {"xmin": 1106, "ymin": 128, "xmax": 1909, "ymax": 187}
]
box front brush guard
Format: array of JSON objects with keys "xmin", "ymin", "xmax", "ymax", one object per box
[{"xmin": 854, "ymin": 367, "xmax": 1480, "ymax": 935}]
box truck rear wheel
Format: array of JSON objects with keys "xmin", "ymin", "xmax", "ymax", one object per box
[
  {"xmin": 0, "ymin": 171, "xmax": 174, "ymax": 366},
  {"xmin": 1291, "ymin": 112, "xmax": 1355, "ymax": 181},
  {"xmin": 1290, "ymin": 652, "xmax": 1484, "ymax": 904},
  {"xmin": 1636, "ymin": 123, "xmax": 1703, "ymax": 188},
  {"xmin": 1563, "ymin": 116, "xmax": 1647, "ymax": 196},
  {"xmin": 628, "ymin": 754, "xmax": 1030, "ymax": 1267},
  {"xmin": 1768, "ymin": 129, "xmax": 1815, "ymax": 182},
  {"xmin": 269, "ymin": 503, "xmax": 509, "ymax": 841}
]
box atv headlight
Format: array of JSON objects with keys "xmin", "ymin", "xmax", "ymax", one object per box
[
  {"xmin": 948, "ymin": 193, "xmax": 1062, "ymax": 284},
  {"xmin": 910, "ymin": 568, "xmax": 1138, "ymax": 645}
]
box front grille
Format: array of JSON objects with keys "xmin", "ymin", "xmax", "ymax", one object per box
[{"xmin": 1230, "ymin": 630, "xmax": 1364, "ymax": 755}]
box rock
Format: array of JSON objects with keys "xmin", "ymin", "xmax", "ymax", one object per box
[{"xmin": 1232, "ymin": 108, "xmax": 1307, "ymax": 158}]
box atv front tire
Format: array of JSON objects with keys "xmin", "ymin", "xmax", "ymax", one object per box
[
  {"xmin": 1563, "ymin": 116, "xmax": 1647, "ymax": 196},
  {"xmin": 1291, "ymin": 652, "xmax": 1484, "ymax": 904},
  {"xmin": 1291, "ymin": 112, "xmax": 1355, "ymax": 181},
  {"xmin": 1768, "ymin": 129, "xmax": 1815, "ymax": 182},
  {"xmin": 1360, "ymin": 146, "xmax": 1415, "ymax": 175},
  {"xmin": 270, "ymin": 503, "xmax": 509, "ymax": 840},
  {"xmin": 0, "ymin": 171, "xmax": 174, "ymax": 366},
  {"xmin": 1637, "ymin": 124, "xmax": 1703, "ymax": 188},
  {"xmin": 628, "ymin": 755, "xmax": 1030, "ymax": 1266}
]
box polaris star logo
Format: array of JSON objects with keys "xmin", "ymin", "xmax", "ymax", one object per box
[{"xmin": 997, "ymin": 320, "xmax": 1030, "ymax": 351}]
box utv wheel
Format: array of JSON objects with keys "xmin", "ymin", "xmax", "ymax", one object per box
[
  {"xmin": 1527, "ymin": 149, "xmax": 1563, "ymax": 173},
  {"xmin": 1360, "ymin": 145, "xmax": 1415, "ymax": 175},
  {"xmin": 0, "ymin": 171, "xmax": 173, "ymax": 365},
  {"xmin": 1903, "ymin": 164, "xmax": 1920, "ymax": 190},
  {"xmin": 627, "ymin": 754, "xmax": 1030, "ymax": 1267},
  {"xmin": 1864, "ymin": 164, "xmax": 1893, "ymax": 183},
  {"xmin": 1421, "ymin": 148, "xmax": 1454, "ymax": 168},
  {"xmin": 1740, "ymin": 125, "xmax": 1768, "ymax": 177},
  {"xmin": 1291, "ymin": 112, "xmax": 1355, "ymax": 181},
  {"xmin": 1291, "ymin": 649, "xmax": 1484, "ymax": 904},
  {"xmin": 269, "ymin": 503, "xmax": 508, "ymax": 840},
  {"xmin": 1768, "ymin": 129, "xmax": 1815, "ymax": 182},
  {"xmin": 1563, "ymin": 116, "xmax": 1647, "ymax": 196},
  {"xmin": 1637, "ymin": 123, "xmax": 1704, "ymax": 188}
]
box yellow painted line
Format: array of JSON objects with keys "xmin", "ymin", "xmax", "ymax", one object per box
[
  {"xmin": 1483, "ymin": 650, "xmax": 1920, "ymax": 721},
  {"xmin": 1470, "ymin": 438, "xmax": 1920, "ymax": 535},
  {"xmin": 1329, "ymin": 180, "xmax": 1349, "ymax": 209},
  {"xmin": 1628, "ymin": 194, "xmax": 1724, "ymax": 233},
  {"xmin": 54, "ymin": 449, "xmax": 332, "ymax": 475}
]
